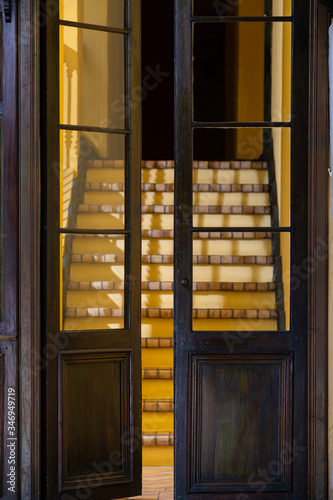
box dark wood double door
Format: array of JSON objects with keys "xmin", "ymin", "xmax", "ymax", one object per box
[{"xmin": 42, "ymin": 0, "xmax": 309, "ymax": 499}]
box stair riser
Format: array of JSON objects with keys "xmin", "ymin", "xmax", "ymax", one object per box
[
  {"xmin": 142, "ymin": 447, "xmax": 173, "ymax": 467},
  {"xmin": 142, "ymin": 348, "xmax": 173, "ymax": 368},
  {"xmin": 143, "ymin": 380, "xmax": 173, "ymax": 400},
  {"xmin": 86, "ymin": 167, "xmax": 268, "ymax": 185},
  {"xmin": 142, "ymin": 412, "xmax": 173, "ymax": 433},
  {"xmin": 63, "ymin": 317, "xmax": 278, "ymax": 332},
  {"xmin": 75, "ymin": 213, "xmax": 272, "ymax": 230},
  {"xmin": 71, "ymin": 237, "xmax": 272, "ymax": 257}
]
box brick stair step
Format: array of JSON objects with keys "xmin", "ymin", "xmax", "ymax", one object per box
[
  {"xmin": 66, "ymin": 307, "xmax": 277, "ymax": 320},
  {"xmin": 141, "ymin": 255, "xmax": 274, "ymax": 264},
  {"xmin": 71, "ymin": 253, "xmax": 273, "ymax": 264},
  {"xmin": 193, "ymin": 308, "xmax": 277, "ymax": 319},
  {"xmin": 141, "ymin": 191, "xmax": 269, "ymax": 205},
  {"xmin": 68, "ymin": 281, "xmax": 125, "ymax": 290},
  {"xmin": 68, "ymin": 280, "xmax": 276, "ymax": 292},
  {"xmin": 141, "ymin": 230, "xmax": 273, "ymax": 239},
  {"xmin": 87, "ymin": 159, "xmax": 125, "ymax": 168},
  {"xmin": 66, "ymin": 307, "xmax": 124, "ymax": 318},
  {"xmin": 141, "ymin": 160, "xmax": 268, "ymax": 170},
  {"xmin": 142, "ymin": 281, "xmax": 276, "ymax": 291},
  {"xmin": 141, "ymin": 182, "xmax": 270, "ymax": 193},
  {"xmin": 85, "ymin": 182, "xmax": 125, "ymax": 191},
  {"xmin": 143, "ymin": 399, "xmax": 174, "ymax": 412},
  {"xmin": 77, "ymin": 203, "xmax": 271, "ymax": 215},
  {"xmin": 142, "ymin": 308, "xmax": 277, "ymax": 319},
  {"xmin": 143, "ymin": 433, "xmax": 174, "ymax": 447},
  {"xmin": 142, "ymin": 368, "xmax": 174, "ymax": 379},
  {"xmin": 141, "ymin": 338, "xmax": 174, "ymax": 348},
  {"xmin": 71, "ymin": 254, "xmax": 125, "ymax": 263},
  {"xmin": 84, "ymin": 182, "xmax": 270, "ymax": 193}
]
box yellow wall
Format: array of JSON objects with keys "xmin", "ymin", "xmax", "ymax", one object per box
[
  {"xmin": 271, "ymin": 0, "xmax": 291, "ymax": 327},
  {"xmin": 237, "ymin": 1, "xmax": 265, "ymax": 155},
  {"xmin": 59, "ymin": 0, "xmax": 124, "ymax": 228}
]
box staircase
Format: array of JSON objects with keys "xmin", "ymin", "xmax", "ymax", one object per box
[{"xmin": 63, "ymin": 158, "xmax": 284, "ymax": 466}]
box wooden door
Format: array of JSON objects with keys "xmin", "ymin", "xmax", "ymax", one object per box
[
  {"xmin": 174, "ymin": 1, "xmax": 309, "ymax": 498},
  {"xmin": 0, "ymin": 2, "xmax": 19, "ymax": 499},
  {"xmin": 41, "ymin": 0, "xmax": 142, "ymax": 498}
]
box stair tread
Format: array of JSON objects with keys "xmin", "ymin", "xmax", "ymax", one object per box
[
  {"xmin": 70, "ymin": 253, "xmax": 273, "ymax": 264},
  {"xmin": 77, "ymin": 203, "xmax": 271, "ymax": 215},
  {"xmin": 141, "ymin": 338, "xmax": 174, "ymax": 348},
  {"xmin": 142, "ymin": 368, "xmax": 174, "ymax": 379},
  {"xmin": 68, "ymin": 230, "xmax": 273, "ymax": 239},
  {"xmin": 66, "ymin": 307, "xmax": 278, "ymax": 319},
  {"xmin": 68, "ymin": 281, "xmax": 277, "ymax": 291},
  {"xmin": 142, "ymin": 230, "xmax": 273, "ymax": 239},
  {"xmin": 85, "ymin": 182, "xmax": 270, "ymax": 193},
  {"xmin": 142, "ymin": 433, "xmax": 174, "ymax": 447},
  {"xmin": 87, "ymin": 159, "xmax": 268, "ymax": 170},
  {"xmin": 141, "ymin": 160, "xmax": 268, "ymax": 170},
  {"xmin": 143, "ymin": 399, "xmax": 174, "ymax": 411}
]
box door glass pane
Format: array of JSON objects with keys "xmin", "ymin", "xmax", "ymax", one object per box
[
  {"xmin": 61, "ymin": 234, "xmax": 125, "ymax": 330},
  {"xmin": 60, "ymin": 131, "xmax": 126, "ymax": 230},
  {"xmin": 60, "ymin": 26, "xmax": 126, "ymax": 129},
  {"xmin": 193, "ymin": 0, "xmax": 291, "ymax": 17},
  {"xmin": 193, "ymin": 22, "xmax": 291, "ymax": 123},
  {"xmin": 60, "ymin": 0, "xmax": 125, "ymax": 29},
  {"xmin": 192, "ymin": 232, "xmax": 290, "ymax": 331},
  {"xmin": 193, "ymin": 128, "xmax": 291, "ymax": 228}
]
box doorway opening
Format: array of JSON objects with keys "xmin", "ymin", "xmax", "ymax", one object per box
[{"xmin": 140, "ymin": 0, "xmax": 174, "ymax": 496}]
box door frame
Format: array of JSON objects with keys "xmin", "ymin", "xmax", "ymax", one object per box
[{"xmin": 17, "ymin": 0, "xmax": 328, "ymax": 497}]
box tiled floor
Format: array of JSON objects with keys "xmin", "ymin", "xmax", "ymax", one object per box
[{"xmin": 130, "ymin": 466, "xmax": 174, "ymax": 500}]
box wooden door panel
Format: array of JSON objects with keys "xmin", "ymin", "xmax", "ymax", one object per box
[
  {"xmin": 189, "ymin": 354, "xmax": 292, "ymax": 492},
  {"xmin": 61, "ymin": 352, "xmax": 130, "ymax": 487}
]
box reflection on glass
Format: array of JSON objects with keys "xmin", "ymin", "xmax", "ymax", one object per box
[
  {"xmin": 193, "ymin": 22, "xmax": 291, "ymax": 122},
  {"xmin": 60, "ymin": 131, "xmax": 125, "ymax": 229},
  {"xmin": 192, "ymin": 232, "xmax": 290, "ymax": 331},
  {"xmin": 60, "ymin": 26, "xmax": 125, "ymax": 129},
  {"xmin": 61, "ymin": 234, "xmax": 125, "ymax": 330},
  {"xmin": 193, "ymin": 0, "xmax": 291, "ymax": 17},
  {"xmin": 60, "ymin": 0, "xmax": 125, "ymax": 29},
  {"xmin": 193, "ymin": 128, "xmax": 290, "ymax": 228}
]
